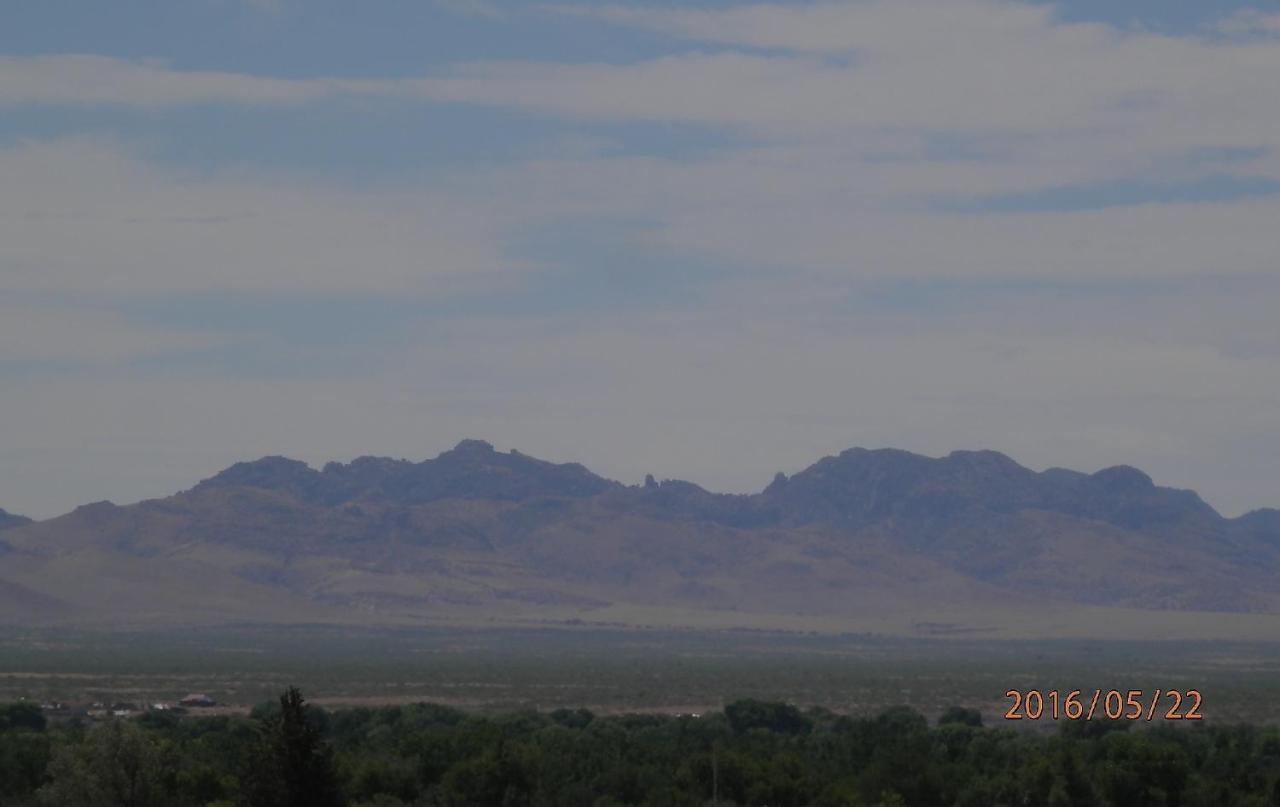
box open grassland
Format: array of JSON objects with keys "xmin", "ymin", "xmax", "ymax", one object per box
[{"xmin": 1, "ymin": 626, "xmax": 1278, "ymax": 725}]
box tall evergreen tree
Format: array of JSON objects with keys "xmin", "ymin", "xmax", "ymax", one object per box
[{"xmin": 240, "ymin": 687, "xmax": 344, "ymax": 807}]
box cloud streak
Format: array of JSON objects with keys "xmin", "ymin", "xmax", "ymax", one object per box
[
  {"xmin": 0, "ymin": 55, "xmax": 357, "ymax": 107},
  {"xmin": 0, "ymin": 138, "xmax": 518, "ymax": 297},
  {"xmin": 1212, "ymin": 8, "xmax": 1280, "ymax": 36}
]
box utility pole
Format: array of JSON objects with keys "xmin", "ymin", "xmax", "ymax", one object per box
[{"xmin": 712, "ymin": 741, "xmax": 719, "ymax": 806}]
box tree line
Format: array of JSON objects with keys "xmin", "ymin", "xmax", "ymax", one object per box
[{"xmin": 1, "ymin": 692, "xmax": 1279, "ymax": 805}]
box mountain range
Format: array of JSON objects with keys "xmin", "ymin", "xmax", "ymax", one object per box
[{"xmin": 2, "ymin": 440, "xmax": 1278, "ymax": 638}]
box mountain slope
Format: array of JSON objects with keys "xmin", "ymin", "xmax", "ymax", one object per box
[
  {"xmin": 2, "ymin": 441, "xmax": 1278, "ymax": 635},
  {"xmin": 0, "ymin": 508, "xmax": 32, "ymax": 532}
]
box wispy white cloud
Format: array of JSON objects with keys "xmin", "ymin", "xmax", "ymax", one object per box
[
  {"xmin": 0, "ymin": 55, "xmax": 347, "ymax": 106},
  {"xmin": 452, "ymin": 147, "xmax": 1280, "ymax": 282},
  {"xmin": 547, "ymin": 0, "xmax": 1062, "ymax": 55},
  {"xmin": 408, "ymin": 10, "xmax": 1280, "ymax": 157},
  {"xmin": 0, "ymin": 138, "xmax": 518, "ymax": 297},
  {"xmin": 1, "ymin": 1, "xmax": 1275, "ymax": 151},
  {"xmin": 3, "ymin": 4, "xmax": 1279, "ymax": 185},
  {"xmin": 1212, "ymin": 8, "xmax": 1280, "ymax": 36},
  {"xmin": 0, "ymin": 300, "xmax": 233, "ymax": 363}
]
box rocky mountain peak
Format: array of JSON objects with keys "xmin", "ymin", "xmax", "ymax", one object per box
[
  {"xmin": 449, "ymin": 439, "xmax": 496, "ymax": 454},
  {"xmin": 1090, "ymin": 465, "xmax": 1154, "ymax": 490},
  {"xmin": 202, "ymin": 456, "xmax": 318, "ymax": 491},
  {"xmin": 195, "ymin": 441, "xmax": 616, "ymax": 506}
]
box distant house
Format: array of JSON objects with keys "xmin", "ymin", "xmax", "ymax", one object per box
[{"xmin": 179, "ymin": 693, "xmax": 216, "ymax": 707}]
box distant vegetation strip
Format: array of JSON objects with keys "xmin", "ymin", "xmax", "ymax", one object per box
[{"xmin": 3, "ymin": 690, "xmax": 1280, "ymax": 805}]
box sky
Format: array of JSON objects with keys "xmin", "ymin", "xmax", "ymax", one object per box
[{"xmin": 2, "ymin": 0, "xmax": 1279, "ymax": 519}]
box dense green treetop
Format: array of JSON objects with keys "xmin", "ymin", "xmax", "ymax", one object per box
[{"xmin": 1, "ymin": 693, "xmax": 1278, "ymax": 806}]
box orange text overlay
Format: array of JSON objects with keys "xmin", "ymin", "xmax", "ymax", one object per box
[{"xmin": 1003, "ymin": 689, "xmax": 1203, "ymax": 721}]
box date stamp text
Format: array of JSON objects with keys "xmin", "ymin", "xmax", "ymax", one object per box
[{"xmin": 1004, "ymin": 689, "xmax": 1203, "ymax": 721}]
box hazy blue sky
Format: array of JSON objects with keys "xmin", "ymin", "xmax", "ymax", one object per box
[{"xmin": 3, "ymin": 0, "xmax": 1279, "ymax": 518}]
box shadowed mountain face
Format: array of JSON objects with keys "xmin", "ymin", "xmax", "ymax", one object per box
[
  {"xmin": 772, "ymin": 449, "xmax": 1229, "ymax": 536},
  {"xmin": 602, "ymin": 448, "xmax": 1231, "ymax": 540},
  {"xmin": 2, "ymin": 441, "xmax": 1278, "ymax": 633},
  {"xmin": 0, "ymin": 509, "xmax": 32, "ymax": 532}
]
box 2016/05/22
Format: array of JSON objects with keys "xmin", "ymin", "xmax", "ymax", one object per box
[{"xmin": 1004, "ymin": 689, "xmax": 1204, "ymax": 721}]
